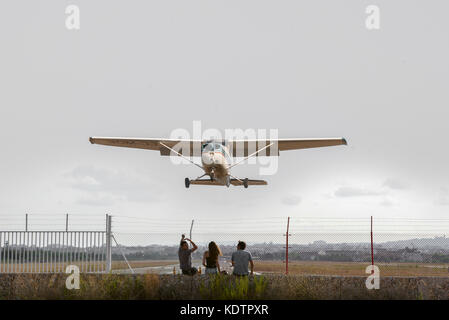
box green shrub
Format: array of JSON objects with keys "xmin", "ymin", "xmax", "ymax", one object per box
[{"xmin": 199, "ymin": 275, "xmax": 267, "ymax": 300}]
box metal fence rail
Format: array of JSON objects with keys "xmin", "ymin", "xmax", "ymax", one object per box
[{"xmin": 0, "ymin": 231, "xmax": 107, "ymax": 273}]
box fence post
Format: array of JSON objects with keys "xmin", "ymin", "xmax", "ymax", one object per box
[
  {"xmin": 285, "ymin": 217, "xmax": 290, "ymax": 275},
  {"xmin": 66, "ymin": 214, "xmax": 69, "ymax": 232},
  {"xmin": 370, "ymin": 216, "xmax": 374, "ymax": 272},
  {"xmin": 105, "ymin": 214, "xmax": 112, "ymax": 273},
  {"xmin": 25, "ymin": 214, "xmax": 28, "ymax": 232}
]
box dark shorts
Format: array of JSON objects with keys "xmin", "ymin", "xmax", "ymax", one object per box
[{"xmin": 181, "ymin": 267, "xmax": 198, "ymax": 276}]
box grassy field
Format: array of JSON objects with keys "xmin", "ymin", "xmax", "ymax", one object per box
[
  {"xmin": 0, "ymin": 262, "xmax": 105, "ymax": 273},
  {"xmin": 112, "ymin": 260, "xmax": 449, "ymax": 277},
  {"xmin": 114, "ymin": 260, "xmax": 449, "ymax": 277},
  {"xmin": 123, "ymin": 260, "xmax": 449, "ymax": 277},
  {"xmin": 112, "ymin": 260, "xmax": 177, "ymax": 270},
  {"xmin": 2, "ymin": 260, "xmax": 449, "ymax": 277},
  {"xmin": 0, "ymin": 260, "xmax": 177, "ymax": 273},
  {"xmin": 255, "ymin": 260, "xmax": 449, "ymax": 277}
]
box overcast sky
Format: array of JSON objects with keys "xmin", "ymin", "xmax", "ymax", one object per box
[{"xmin": 0, "ymin": 1, "xmax": 448, "ymax": 235}]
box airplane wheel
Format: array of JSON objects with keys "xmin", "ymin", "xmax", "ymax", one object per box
[
  {"xmin": 243, "ymin": 178, "xmax": 249, "ymax": 188},
  {"xmin": 226, "ymin": 176, "xmax": 231, "ymax": 188},
  {"xmin": 185, "ymin": 178, "xmax": 190, "ymax": 188}
]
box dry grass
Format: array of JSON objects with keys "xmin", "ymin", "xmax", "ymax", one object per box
[
  {"xmin": 0, "ymin": 262, "xmax": 106, "ymax": 273},
  {"xmin": 3, "ymin": 260, "xmax": 449, "ymax": 277},
  {"xmin": 0, "ymin": 273, "xmax": 162, "ymax": 300},
  {"xmin": 111, "ymin": 260, "xmax": 177, "ymax": 270},
  {"xmin": 1, "ymin": 273, "xmax": 448, "ymax": 300},
  {"xmin": 0, "ymin": 260, "xmax": 177, "ymax": 273},
  {"xmin": 255, "ymin": 261, "xmax": 449, "ymax": 277}
]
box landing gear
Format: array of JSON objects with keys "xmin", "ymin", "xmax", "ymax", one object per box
[
  {"xmin": 243, "ymin": 178, "xmax": 249, "ymax": 188},
  {"xmin": 185, "ymin": 178, "xmax": 190, "ymax": 188}
]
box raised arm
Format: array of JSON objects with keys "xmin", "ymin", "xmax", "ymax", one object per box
[{"xmin": 185, "ymin": 238, "xmax": 198, "ymax": 252}]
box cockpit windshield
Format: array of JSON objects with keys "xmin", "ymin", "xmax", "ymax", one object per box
[
  {"xmin": 201, "ymin": 142, "xmax": 231, "ymax": 162},
  {"xmin": 201, "ymin": 142, "xmax": 226, "ymax": 153},
  {"xmin": 202, "ymin": 143, "xmax": 214, "ymax": 152}
]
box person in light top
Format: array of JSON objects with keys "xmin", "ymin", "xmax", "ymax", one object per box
[{"xmin": 231, "ymin": 240, "xmax": 254, "ymax": 276}]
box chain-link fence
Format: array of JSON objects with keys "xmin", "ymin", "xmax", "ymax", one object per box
[
  {"xmin": 111, "ymin": 215, "xmax": 449, "ymax": 276},
  {"xmin": 1, "ymin": 214, "xmax": 448, "ymax": 275}
]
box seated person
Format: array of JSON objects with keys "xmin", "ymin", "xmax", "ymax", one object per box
[
  {"xmin": 231, "ymin": 240, "xmax": 254, "ymax": 276},
  {"xmin": 178, "ymin": 234, "xmax": 198, "ymax": 275}
]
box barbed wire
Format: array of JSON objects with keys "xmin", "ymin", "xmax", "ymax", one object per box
[{"xmin": 1, "ymin": 214, "xmax": 449, "ymax": 236}]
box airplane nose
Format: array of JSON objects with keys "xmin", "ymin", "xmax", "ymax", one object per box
[{"xmin": 202, "ymin": 152, "xmax": 214, "ymax": 165}]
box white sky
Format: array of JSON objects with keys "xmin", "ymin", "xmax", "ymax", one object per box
[{"xmin": 0, "ymin": 1, "xmax": 448, "ymax": 235}]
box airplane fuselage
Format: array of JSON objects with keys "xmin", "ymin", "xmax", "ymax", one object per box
[{"xmin": 201, "ymin": 142, "xmax": 231, "ymax": 184}]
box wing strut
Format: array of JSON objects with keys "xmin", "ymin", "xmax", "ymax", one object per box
[
  {"xmin": 227, "ymin": 142, "xmax": 274, "ymax": 170},
  {"xmin": 159, "ymin": 142, "xmax": 204, "ymax": 171}
]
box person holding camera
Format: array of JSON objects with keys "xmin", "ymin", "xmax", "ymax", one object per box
[{"xmin": 178, "ymin": 234, "xmax": 198, "ymax": 275}]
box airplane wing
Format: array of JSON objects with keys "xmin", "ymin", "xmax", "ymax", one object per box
[
  {"xmin": 189, "ymin": 179, "xmax": 267, "ymax": 186},
  {"xmin": 278, "ymin": 137, "xmax": 347, "ymax": 150},
  {"xmin": 89, "ymin": 137, "xmax": 203, "ymax": 156},
  {"xmin": 89, "ymin": 137, "xmax": 347, "ymax": 157},
  {"xmin": 229, "ymin": 138, "xmax": 347, "ymax": 157}
]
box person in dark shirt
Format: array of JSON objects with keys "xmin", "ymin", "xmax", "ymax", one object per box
[
  {"xmin": 202, "ymin": 241, "xmax": 222, "ymax": 275},
  {"xmin": 178, "ymin": 234, "xmax": 198, "ymax": 275}
]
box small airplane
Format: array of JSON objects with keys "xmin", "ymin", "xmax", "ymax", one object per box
[{"xmin": 89, "ymin": 136, "xmax": 347, "ymax": 188}]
